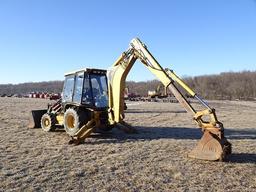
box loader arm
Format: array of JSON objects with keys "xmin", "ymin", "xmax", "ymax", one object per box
[{"xmin": 107, "ymin": 38, "xmax": 231, "ymax": 161}]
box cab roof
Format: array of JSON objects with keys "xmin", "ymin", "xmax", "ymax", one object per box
[{"xmin": 64, "ymin": 68, "xmax": 107, "ymax": 76}]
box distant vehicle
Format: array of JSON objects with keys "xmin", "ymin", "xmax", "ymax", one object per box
[{"xmin": 49, "ymin": 93, "xmax": 61, "ymax": 100}]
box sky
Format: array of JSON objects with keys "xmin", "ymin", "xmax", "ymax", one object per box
[{"xmin": 0, "ymin": 0, "xmax": 256, "ymax": 84}]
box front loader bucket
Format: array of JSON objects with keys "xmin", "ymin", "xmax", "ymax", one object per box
[
  {"xmin": 188, "ymin": 130, "xmax": 232, "ymax": 161},
  {"xmin": 28, "ymin": 110, "xmax": 47, "ymax": 128}
]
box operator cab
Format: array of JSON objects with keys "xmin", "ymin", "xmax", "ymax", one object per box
[{"xmin": 62, "ymin": 68, "xmax": 108, "ymax": 109}]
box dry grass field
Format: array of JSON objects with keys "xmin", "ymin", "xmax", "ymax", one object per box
[{"xmin": 0, "ymin": 97, "xmax": 255, "ymax": 191}]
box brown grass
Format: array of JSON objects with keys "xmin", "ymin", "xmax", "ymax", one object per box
[{"xmin": 0, "ymin": 98, "xmax": 255, "ymax": 191}]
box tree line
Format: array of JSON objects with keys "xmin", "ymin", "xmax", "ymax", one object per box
[
  {"xmin": 184, "ymin": 71, "xmax": 256, "ymax": 100},
  {"xmin": 0, "ymin": 71, "xmax": 255, "ymax": 100},
  {"xmin": 0, "ymin": 81, "xmax": 63, "ymax": 95}
]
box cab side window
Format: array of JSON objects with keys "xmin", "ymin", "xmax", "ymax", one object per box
[
  {"xmin": 63, "ymin": 75, "xmax": 74, "ymax": 102},
  {"xmin": 73, "ymin": 72, "xmax": 84, "ymax": 103}
]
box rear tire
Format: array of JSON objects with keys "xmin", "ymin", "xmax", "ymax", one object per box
[
  {"xmin": 41, "ymin": 113, "xmax": 56, "ymax": 132},
  {"xmin": 64, "ymin": 108, "xmax": 88, "ymax": 136}
]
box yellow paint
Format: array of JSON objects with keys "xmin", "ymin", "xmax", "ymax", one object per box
[{"xmin": 56, "ymin": 114, "xmax": 64, "ymax": 125}]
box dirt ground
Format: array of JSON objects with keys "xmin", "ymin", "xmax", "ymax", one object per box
[{"xmin": 0, "ymin": 97, "xmax": 255, "ymax": 192}]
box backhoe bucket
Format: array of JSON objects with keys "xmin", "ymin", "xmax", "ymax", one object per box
[
  {"xmin": 28, "ymin": 110, "xmax": 47, "ymax": 128},
  {"xmin": 188, "ymin": 130, "xmax": 231, "ymax": 161}
]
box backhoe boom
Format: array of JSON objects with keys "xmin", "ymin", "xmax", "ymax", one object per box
[{"xmin": 107, "ymin": 38, "xmax": 231, "ymax": 161}]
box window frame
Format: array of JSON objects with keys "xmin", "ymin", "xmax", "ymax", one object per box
[{"xmin": 73, "ymin": 72, "xmax": 85, "ymax": 104}]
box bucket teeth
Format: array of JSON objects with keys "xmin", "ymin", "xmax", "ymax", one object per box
[{"xmin": 188, "ymin": 131, "xmax": 232, "ymax": 161}]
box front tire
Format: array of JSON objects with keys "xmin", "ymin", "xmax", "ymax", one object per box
[{"xmin": 41, "ymin": 113, "xmax": 56, "ymax": 132}]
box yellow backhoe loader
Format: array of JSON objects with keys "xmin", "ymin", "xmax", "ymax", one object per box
[{"xmin": 29, "ymin": 38, "xmax": 231, "ymax": 161}]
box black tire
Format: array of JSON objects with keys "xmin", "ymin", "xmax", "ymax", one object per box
[
  {"xmin": 64, "ymin": 108, "xmax": 88, "ymax": 136},
  {"xmin": 41, "ymin": 113, "xmax": 56, "ymax": 132},
  {"xmin": 124, "ymin": 102, "xmax": 128, "ymax": 110}
]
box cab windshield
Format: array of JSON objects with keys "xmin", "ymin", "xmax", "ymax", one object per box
[
  {"xmin": 90, "ymin": 74, "xmax": 108, "ymax": 108},
  {"xmin": 82, "ymin": 74, "xmax": 108, "ymax": 108}
]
